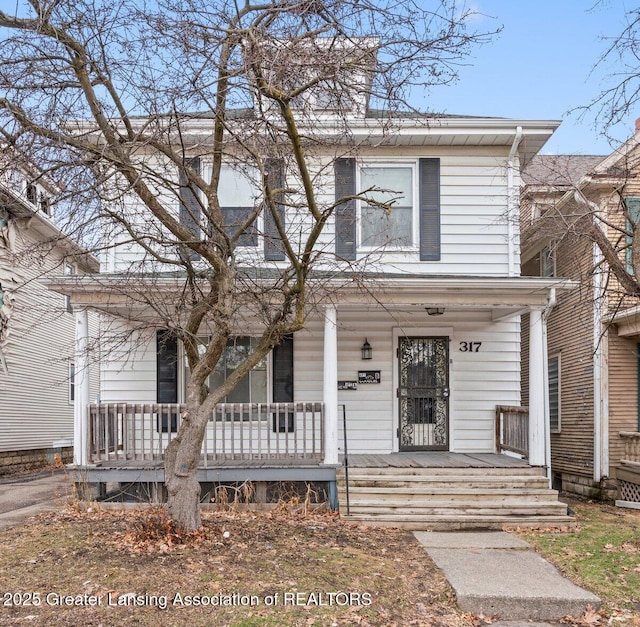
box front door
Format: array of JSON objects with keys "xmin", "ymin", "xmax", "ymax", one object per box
[{"xmin": 398, "ymin": 336, "xmax": 449, "ymax": 451}]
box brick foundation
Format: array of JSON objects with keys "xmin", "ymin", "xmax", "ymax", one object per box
[
  {"xmin": 0, "ymin": 446, "xmax": 73, "ymax": 476},
  {"xmin": 557, "ymin": 471, "xmax": 617, "ymax": 500}
]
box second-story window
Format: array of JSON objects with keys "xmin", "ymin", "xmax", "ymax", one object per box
[
  {"xmin": 334, "ymin": 157, "xmax": 440, "ymax": 261},
  {"xmin": 39, "ymin": 193, "xmax": 51, "ymax": 216},
  {"xmin": 217, "ymin": 165, "xmax": 260, "ymax": 247},
  {"xmin": 26, "ymin": 183, "xmax": 37, "ymax": 206},
  {"xmin": 64, "ymin": 263, "xmax": 75, "ymax": 313},
  {"xmin": 625, "ymin": 198, "xmax": 640, "ymax": 274},
  {"xmin": 358, "ymin": 164, "xmax": 416, "ymax": 250},
  {"xmin": 541, "ymin": 242, "xmax": 556, "ymax": 277}
]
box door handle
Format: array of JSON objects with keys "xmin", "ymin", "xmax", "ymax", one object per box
[{"xmin": 442, "ymin": 387, "xmax": 449, "ymax": 398}]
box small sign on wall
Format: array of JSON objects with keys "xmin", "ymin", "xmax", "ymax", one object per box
[
  {"xmin": 358, "ymin": 370, "xmax": 381, "ymax": 384},
  {"xmin": 338, "ymin": 381, "xmax": 358, "ymax": 390}
]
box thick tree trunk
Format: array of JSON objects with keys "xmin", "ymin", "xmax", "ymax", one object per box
[
  {"xmin": 165, "ymin": 469, "xmax": 202, "ymax": 531},
  {"xmin": 164, "ymin": 411, "xmax": 207, "ymax": 531}
]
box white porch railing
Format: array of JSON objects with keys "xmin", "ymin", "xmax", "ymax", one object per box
[{"xmin": 87, "ymin": 402, "xmax": 324, "ymax": 464}]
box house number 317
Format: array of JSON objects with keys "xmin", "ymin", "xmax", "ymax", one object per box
[{"xmin": 459, "ymin": 341, "xmax": 482, "ymax": 352}]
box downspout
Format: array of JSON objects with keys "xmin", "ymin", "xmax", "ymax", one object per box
[
  {"xmin": 573, "ymin": 190, "xmax": 609, "ymax": 483},
  {"xmin": 507, "ymin": 126, "xmax": 523, "ymax": 277}
]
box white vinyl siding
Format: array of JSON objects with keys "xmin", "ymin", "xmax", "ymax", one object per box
[
  {"xmin": 108, "ymin": 147, "xmax": 513, "ymax": 277},
  {"xmin": 99, "ymin": 323, "xmax": 157, "ymax": 403},
  {"xmin": 101, "ymin": 308, "xmax": 521, "ymax": 455},
  {"xmin": 0, "ymin": 228, "xmax": 98, "ymax": 452}
]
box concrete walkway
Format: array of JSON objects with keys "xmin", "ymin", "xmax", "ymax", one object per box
[
  {"xmin": 0, "ymin": 470, "xmax": 73, "ymax": 530},
  {"xmin": 415, "ymin": 531, "xmax": 600, "ymax": 623}
]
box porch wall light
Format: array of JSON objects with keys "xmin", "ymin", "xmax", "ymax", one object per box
[
  {"xmin": 361, "ymin": 338, "xmax": 373, "ymax": 360},
  {"xmin": 426, "ymin": 307, "xmax": 445, "ymax": 316}
]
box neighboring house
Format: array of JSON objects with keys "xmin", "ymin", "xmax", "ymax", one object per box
[
  {"xmin": 0, "ymin": 156, "xmax": 98, "ymax": 474},
  {"xmin": 44, "ymin": 52, "xmax": 577, "ymax": 527},
  {"xmin": 521, "ymin": 141, "xmax": 640, "ymax": 504}
]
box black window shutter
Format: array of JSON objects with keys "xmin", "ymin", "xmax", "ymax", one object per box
[
  {"xmin": 179, "ymin": 157, "xmax": 201, "ymax": 237},
  {"xmin": 179, "ymin": 157, "xmax": 201, "ymax": 261},
  {"xmin": 272, "ymin": 334, "xmax": 294, "ymax": 402},
  {"xmin": 419, "ymin": 158, "xmax": 441, "ymax": 261},
  {"xmin": 272, "ymin": 334, "xmax": 294, "ymax": 432},
  {"xmin": 334, "ymin": 158, "xmax": 356, "ymax": 260},
  {"xmin": 221, "ymin": 207, "xmax": 258, "ymax": 246},
  {"xmin": 156, "ymin": 330, "xmax": 178, "ymax": 433},
  {"xmin": 264, "ymin": 159, "xmax": 286, "ymax": 261}
]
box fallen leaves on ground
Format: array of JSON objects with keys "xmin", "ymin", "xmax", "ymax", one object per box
[{"xmin": 0, "ymin": 505, "xmax": 473, "ymax": 626}]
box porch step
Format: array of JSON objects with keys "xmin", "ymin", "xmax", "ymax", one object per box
[
  {"xmin": 339, "ymin": 500, "xmax": 568, "ymax": 517},
  {"xmin": 344, "ymin": 476, "xmax": 551, "ymax": 490},
  {"xmin": 343, "ymin": 514, "xmax": 576, "ymax": 531},
  {"xmin": 336, "ymin": 467, "xmax": 574, "ymax": 530},
  {"xmin": 343, "ymin": 466, "xmax": 546, "ymax": 477},
  {"xmin": 339, "ymin": 488, "xmax": 561, "ymax": 503}
]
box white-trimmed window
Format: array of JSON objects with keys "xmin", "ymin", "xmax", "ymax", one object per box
[
  {"xmin": 184, "ymin": 336, "xmax": 268, "ymax": 404},
  {"xmin": 548, "ymin": 354, "xmax": 560, "ymax": 433},
  {"xmin": 69, "ymin": 362, "xmax": 75, "ymax": 404},
  {"xmin": 358, "ymin": 162, "xmax": 417, "ymax": 250},
  {"xmin": 541, "ymin": 242, "xmax": 556, "ymax": 277},
  {"xmin": 64, "ymin": 263, "xmax": 75, "ymax": 313},
  {"xmin": 216, "ymin": 165, "xmax": 262, "ymax": 247}
]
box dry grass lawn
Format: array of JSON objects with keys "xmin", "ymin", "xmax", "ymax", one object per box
[{"xmin": 0, "ymin": 505, "xmax": 477, "ymax": 626}]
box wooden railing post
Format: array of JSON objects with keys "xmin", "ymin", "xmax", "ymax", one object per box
[{"xmin": 495, "ymin": 405, "xmax": 529, "ymax": 458}]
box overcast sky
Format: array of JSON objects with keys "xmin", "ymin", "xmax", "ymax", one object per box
[{"xmin": 424, "ymin": 1, "xmax": 637, "ymax": 156}]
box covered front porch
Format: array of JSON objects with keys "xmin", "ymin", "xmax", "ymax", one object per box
[{"xmin": 61, "ymin": 274, "xmax": 576, "ymax": 477}]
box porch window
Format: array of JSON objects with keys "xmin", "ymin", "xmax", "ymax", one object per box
[
  {"xmin": 193, "ymin": 335, "xmax": 295, "ymax": 431},
  {"xmin": 209, "ymin": 336, "xmax": 268, "ymax": 403},
  {"xmin": 548, "ymin": 354, "xmax": 560, "ymax": 433}
]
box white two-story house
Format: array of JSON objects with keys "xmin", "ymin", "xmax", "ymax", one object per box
[{"xmin": 44, "ymin": 48, "xmax": 575, "ymax": 527}]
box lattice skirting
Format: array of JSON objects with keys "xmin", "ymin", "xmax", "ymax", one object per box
[{"xmin": 619, "ymin": 479, "xmax": 640, "ymax": 504}]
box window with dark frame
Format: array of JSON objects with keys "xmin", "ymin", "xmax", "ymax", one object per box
[
  {"xmin": 69, "ymin": 362, "xmax": 75, "ymax": 403},
  {"xmin": 541, "ymin": 242, "xmax": 556, "ymax": 277},
  {"xmin": 64, "ymin": 263, "xmax": 75, "ymax": 313},
  {"xmin": 548, "ymin": 354, "xmax": 560, "ymax": 432},
  {"xmin": 625, "ymin": 198, "xmax": 640, "ymax": 274},
  {"xmin": 26, "ymin": 183, "xmax": 37, "ymax": 205}
]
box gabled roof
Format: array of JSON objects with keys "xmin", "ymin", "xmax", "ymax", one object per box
[{"xmin": 522, "ymin": 155, "xmax": 606, "ymax": 189}]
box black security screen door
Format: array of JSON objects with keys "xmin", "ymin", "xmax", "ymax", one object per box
[{"xmin": 398, "ymin": 336, "xmax": 449, "ymax": 451}]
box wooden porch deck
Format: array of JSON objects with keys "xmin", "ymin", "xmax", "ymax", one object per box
[
  {"xmin": 77, "ymin": 452, "xmax": 531, "ymax": 485},
  {"xmin": 346, "ymin": 452, "xmax": 530, "ymax": 469}
]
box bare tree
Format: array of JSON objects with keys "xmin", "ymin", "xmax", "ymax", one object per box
[
  {"xmin": 0, "ymin": 0, "xmax": 496, "ymax": 530},
  {"xmin": 586, "ymin": 4, "xmax": 640, "ymax": 141},
  {"xmin": 521, "ymin": 151, "xmax": 640, "ymax": 317}
]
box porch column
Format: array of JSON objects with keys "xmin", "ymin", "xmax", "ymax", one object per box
[
  {"xmin": 323, "ymin": 305, "xmax": 339, "ymax": 465},
  {"xmin": 528, "ymin": 306, "xmax": 547, "ymax": 467},
  {"xmin": 73, "ymin": 308, "xmax": 90, "ymax": 466}
]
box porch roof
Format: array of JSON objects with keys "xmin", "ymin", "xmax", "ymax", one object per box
[
  {"xmin": 41, "ymin": 272, "xmax": 575, "ymax": 320},
  {"xmin": 605, "ymin": 304, "xmax": 640, "ymax": 339}
]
